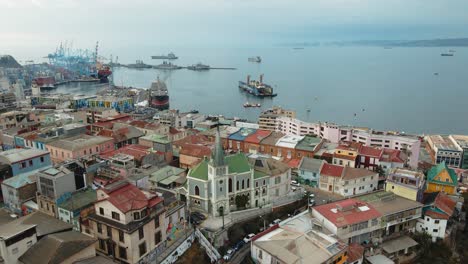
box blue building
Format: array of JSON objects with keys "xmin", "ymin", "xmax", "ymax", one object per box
[
  {"xmin": 298, "ymin": 157, "xmax": 324, "ymax": 187},
  {"xmin": 0, "ymin": 148, "xmax": 51, "ymax": 177}
]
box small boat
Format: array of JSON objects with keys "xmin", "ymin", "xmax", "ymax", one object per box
[
  {"xmin": 248, "ymin": 56, "xmax": 262, "ymax": 63},
  {"xmin": 187, "ymin": 63, "xmax": 210, "ymax": 71},
  {"xmin": 293, "ymin": 47, "xmax": 304, "ymax": 50},
  {"xmin": 441, "ymin": 53, "xmax": 454, "ymax": 57},
  {"xmin": 434, "ymin": 72, "xmax": 439, "ymax": 76},
  {"xmin": 243, "ymin": 102, "xmax": 261, "ymax": 108}
]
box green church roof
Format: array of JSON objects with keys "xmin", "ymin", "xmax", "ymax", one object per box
[
  {"xmin": 427, "ymin": 161, "xmax": 458, "ymax": 187},
  {"xmin": 188, "ymin": 153, "xmax": 252, "ymax": 181}
]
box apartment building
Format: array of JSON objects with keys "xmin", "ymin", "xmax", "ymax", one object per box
[
  {"xmin": 258, "ymin": 107, "xmax": 296, "ymax": 131},
  {"xmin": 426, "ymin": 135, "xmax": 463, "ymax": 168},
  {"xmin": 385, "ymin": 168, "xmax": 426, "ymax": 202},
  {"xmin": 87, "ymin": 181, "xmax": 166, "ymax": 264},
  {"xmin": 319, "ymin": 163, "xmax": 378, "ymax": 197}
]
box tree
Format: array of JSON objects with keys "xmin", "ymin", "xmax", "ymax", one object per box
[{"xmin": 235, "ymin": 195, "xmax": 249, "ymax": 209}]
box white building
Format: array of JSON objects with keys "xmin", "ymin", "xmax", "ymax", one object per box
[
  {"xmin": 0, "ymin": 219, "xmax": 37, "ymax": 264},
  {"xmin": 276, "ymin": 117, "xmax": 317, "ymax": 136},
  {"xmin": 275, "ymin": 135, "xmax": 304, "ymax": 159},
  {"xmin": 426, "ymin": 135, "xmax": 463, "ymax": 168},
  {"xmin": 319, "ymin": 163, "xmax": 378, "ymax": 197},
  {"xmin": 416, "ymin": 192, "xmax": 456, "ymax": 242}
]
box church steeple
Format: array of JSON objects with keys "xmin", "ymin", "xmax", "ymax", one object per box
[{"xmin": 211, "ymin": 126, "xmax": 225, "ymax": 167}]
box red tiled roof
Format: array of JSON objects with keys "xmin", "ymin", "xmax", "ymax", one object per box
[
  {"xmin": 434, "ymin": 192, "xmax": 456, "ymax": 216},
  {"xmin": 337, "ymin": 141, "xmax": 362, "ymax": 151},
  {"xmin": 347, "ymin": 243, "xmax": 364, "ymax": 263},
  {"xmin": 244, "ymin": 129, "xmax": 272, "ymax": 144},
  {"xmin": 320, "ymin": 163, "xmax": 344, "ymax": 177},
  {"xmin": 380, "ymin": 148, "xmax": 405, "ymax": 163},
  {"xmin": 359, "ymin": 146, "xmax": 384, "ymax": 158},
  {"xmin": 180, "ymin": 145, "xmax": 212, "ymax": 158},
  {"xmin": 92, "ymin": 122, "xmax": 114, "ymax": 129},
  {"xmin": 169, "ymin": 127, "xmax": 181, "ymax": 135},
  {"xmin": 100, "ymin": 144, "xmax": 150, "ymax": 160},
  {"xmin": 425, "ymin": 210, "xmax": 450, "ymax": 220},
  {"xmin": 285, "ymin": 158, "xmax": 301, "ymax": 169},
  {"xmin": 173, "ymin": 135, "xmax": 212, "ymax": 147},
  {"xmin": 98, "ymin": 129, "xmax": 114, "ymax": 137},
  {"xmin": 102, "ymin": 182, "xmax": 163, "ymax": 213},
  {"xmin": 313, "ymin": 199, "xmax": 381, "ymax": 227}
]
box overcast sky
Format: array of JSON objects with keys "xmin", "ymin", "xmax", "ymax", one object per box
[{"xmin": 1, "ymin": 0, "xmax": 468, "ymax": 56}]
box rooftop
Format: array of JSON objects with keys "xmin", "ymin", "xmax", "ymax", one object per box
[
  {"xmin": 295, "ymin": 135, "xmax": 322, "ymax": 152},
  {"xmin": 47, "ymin": 134, "xmax": 113, "ymax": 151},
  {"xmin": 100, "ymin": 181, "xmax": 163, "ymax": 213},
  {"xmin": 388, "ymin": 168, "xmax": 424, "ymax": 180},
  {"xmin": 298, "ymin": 157, "xmax": 324, "ymax": 172},
  {"xmin": 359, "ymin": 145, "xmax": 384, "ymax": 158},
  {"xmin": 451, "ymin": 135, "xmax": 468, "ymax": 148},
  {"xmin": 320, "ymin": 163, "xmax": 344, "ymax": 177},
  {"xmin": 59, "ymin": 188, "xmax": 97, "ymax": 212},
  {"xmin": 275, "ymin": 135, "xmax": 304, "ymax": 149},
  {"xmin": 249, "ymin": 157, "xmax": 289, "ymax": 176},
  {"xmin": 39, "ymin": 166, "xmax": 72, "ymax": 178},
  {"xmin": 380, "ymin": 148, "xmax": 406, "ymax": 163},
  {"xmin": 149, "ymin": 166, "xmax": 186, "ymax": 184},
  {"xmin": 20, "ymin": 211, "xmax": 73, "ymax": 237},
  {"xmin": 0, "ymin": 218, "xmax": 36, "ymax": 240},
  {"xmin": 260, "ymin": 131, "xmax": 285, "ymax": 146},
  {"xmin": 2, "ymin": 171, "xmax": 38, "ymax": 188},
  {"xmin": 427, "ymin": 161, "xmax": 458, "ymax": 187},
  {"xmin": 140, "ymin": 133, "xmax": 171, "ymax": 144},
  {"xmin": 228, "ymin": 127, "xmax": 257, "ymax": 141},
  {"xmin": 0, "ymin": 148, "xmax": 49, "ymax": 164},
  {"xmin": 100, "ymin": 144, "xmax": 150, "ymax": 161},
  {"xmin": 427, "ymin": 135, "xmax": 461, "ymax": 151},
  {"xmin": 356, "ymin": 191, "xmax": 422, "ymax": 216},
  {"xmin": 313, "ymin": 199, "xmax": 381, "ymax": 227},
  {"xmin": 189, "ymin": 153, "xmax": 251, "ymax": 181},
  {"xmin": 18, "ymin": 231, "xmax": 96, "ymax": 264},
  {"xmin": 337, "ymin": 141, "xmax": 362, "ymax": 152},
  {"xmin": 341, "ymin": 166, "xmax": 377, "ymax": 180},
  {"xmin": 244, "ymin": 129, "xmax": 272, "ymax": 144}
]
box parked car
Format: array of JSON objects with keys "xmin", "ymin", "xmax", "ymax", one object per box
[
  {"xmin": 243, "ymin": 233, "xmax": 256, "ymax": 243},
  {"xmin": 233, "ymin": 240, "xmax": 245, "ymax": 251},
  {"xmin": 191, "ymin": 211, "xmax": 206, "ymax": 220},
  {"xmin": 223, "ymin": 249, "xmax": 234, "ymax": 261},
  {"xmin": 291, "ymin": 180, "xmax": 300, "ymax": 187}
]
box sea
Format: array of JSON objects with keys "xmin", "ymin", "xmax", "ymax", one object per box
[{"xmin": 54, "ymin": 46, "xmax": 468, "ymax": 135}]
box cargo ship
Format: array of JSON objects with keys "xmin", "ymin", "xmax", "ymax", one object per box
[
  {"xmin": 151, "ymin": 52, "xmax": 178, "ymax": 60},
  {"xmin": 128, "ymin": 60, "xmax": 152, "ymax": 69},
  {"xmin": 33, "ymin": 76, "xmax": 56, "ymax": 91},
  {"xmin": 238, "ymin": 74, "xmax": 277, "ymax": 97},
  {"xmin": 149, "ymin": 77, "xmax": 169, "ymax": 110},
  {"xmin": 97, "ymin": 66, "xmax": 112, "ymax": 82},
  {"xmin": 248, "ymin": 56, "xmax": 262, "ymax": 63},
  {"xmin": 153, "ymin": 61, "xmax": 182, "ymax": 70},
  {"xmin": 187, "ymin": 63, "xmax": 210, "ymax": 71},
  {"xmin": 441, "ymin": 53, "xmax": 454, "ymax": 56}
]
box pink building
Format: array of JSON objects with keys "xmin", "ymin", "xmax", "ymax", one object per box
[{"xmin": 46, "ymin": 134, "xmax": 114, "ymax": 163}]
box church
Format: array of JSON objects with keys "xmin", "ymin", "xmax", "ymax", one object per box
[{"xmin": 186, "ymin": 129, "xmax": 272, "ymax": 217}]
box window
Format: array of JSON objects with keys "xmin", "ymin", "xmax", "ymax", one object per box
[
  {"xmin": 119, "ymin": 246, "xmax": 127, "ymax": 260},
  {"xmin": 99, "ymin": 239, "xmax": 106, "ymax": 250},
  {"xmin": 155, "ymin": 217, "xmax": 160, "ymax": 228},
  {"xmin": 370, "ymin": 184, "xmax": 373, "ymax": 188},
  {"xmin": 139, "ymin": 242, "xmax": 147, "ymax": 257},
  {"xmin": 134, "ymin": 212, "xmax": 141, "ymax": 220},
  {"xmin": 426, "ymin": 217, "xmax": 430, "ymax": 221},
  {"xmin": 29, "ymin": 160, "xmax": 33, "ymax": 166},
  {"xmin": 258, "ymin": 249, "xmax": 263, "ymax": 259},
  {"xmin": 433, "ymin": 229, "xmax": 438, "ymax": 233},
  {"xmin": 20, "ymin": 162, "xmax": 26, "ymax": 169},
  {"xmin": 97, "ymin": 223, "xmax": 102, "ymax": 234},
  {"xmin": 107, "ymin": 226, "xmax": 112, "ymax": 238},
  {"xmin": 119, "ymin": 230, "xmax": 124, "ymax": 242},
  {"xmin": 247, "ymin": 179, "xmax": 250, "ymax": 188},
  {"xmin": 237, "ymin": 181, "xmax": 240, "ymax": 190},
  {"xmin": 138, "ymin": 227, "xmax": 144, "ymax": 240},
  {"xmin": 242, "ymin": 180, "xmax": 245, "ymax": 189},
  {"xmin": 96, "ymin": 146, "xmax": 99, "ymax": 152},
  {"xmin": 256, "ymin": 182, "xmax": 259, "ymax": 188},
  {"xmin": 40, "ymin": 156, "xmax": 45, "ymax": 163},
  {"xmin": 229, "ymin": 178, "xmax": 233, "ymax": 192},
  {"xmin": 195, "ymin": 186, "xmax": 200, "ymax": 196},
  {"xmin": 435, "ymin": 220, "xmax": 440, "ymax": 224},
  {"xmin": 155, "ymin": 231, "xmax": 162, "ymax": 244},
  {"xmin": 26, "ymin": 240, "xmax": 33, "ymax": 248},
  {"xmin": 99, "ymin": 207, "xmax": 104, "ymax": 215},
  {"xmin": 112, "ymin": 211, "xmax": 120, "ymax": 221},
  {"xmin": 141, "ymin": 210, "xmax": 148, "ymax": 218}
]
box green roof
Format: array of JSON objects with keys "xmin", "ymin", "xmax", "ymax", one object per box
[
  {"xmin": 427, "ymin": 161, "xmax": 458, "ymax": 187},
  {"xmin": 225, "ymin": 153, "xmax": 251, "ymax": 173},
  {"xmin": 150, "ymin": 166, "xmax": 185, "ymax": 182},
  {"xmin": 188, "ymin": 153, "xmax": 252, "ymax": 180},
  {"xmin": 254, "ymin": 170, "xmax": 268, "ymax": 179},
  {"xmin": 140, "ymin": 134, "xmax": 170, "ymax": 144},
  {"xmin": 59, "ymin": 188, "xmax": 97, "ymax": 211},
  {"xmin": 189, "ymin": 159, "xmax": 209, "ymax": 180},
  {"xmin": 295, "ymin": 135, "xmax": 322, "ymax": 152}
]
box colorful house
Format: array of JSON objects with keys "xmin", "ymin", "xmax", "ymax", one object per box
[
  {"xmin": 333, "ymin": 141, "xmax": 362, "ymax": 167},
  {"xmin": 426, "ymin": 162, "xmax": 458, "ymax": 195}
]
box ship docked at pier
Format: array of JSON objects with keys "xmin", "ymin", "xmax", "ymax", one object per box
[
  {"xmin": 239, "ymin": 74, "xmax": 277, "ymax": 97},
  {"xmin": 149, "ymin": 77, "xmax": 169, "ymax": 110},
  {"xmin": 151, "ymin": 52, "xmax": 178, "ymax": 60}
]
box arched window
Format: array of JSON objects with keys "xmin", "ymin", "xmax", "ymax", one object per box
[
  {"xmin": 229, "ymin": 178, "xmax": 233, "ymax": 193},
  {"xmin": 242, "ymin": 180, "xmax": 245, "ymax": 189},
  {"xmin": 237, "ymin": 181, "xmax": 239, "ymax": 191},
  {"xmin": 247, "ymin": 179, "xmax": 250, "ymax": 188},
  {"xmin": 195, "ymin": 186, "xmax": 200, "ymax": 196}
]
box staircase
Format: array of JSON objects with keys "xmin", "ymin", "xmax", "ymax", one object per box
[{"xmin": 195, "ymin": 228, "xmax": 222, "ymax": 262}]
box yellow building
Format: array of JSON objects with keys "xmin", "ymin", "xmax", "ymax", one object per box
[
  {"xmin": 332, "ymin": 142, "xmax": 361, "ymax": 167},
  {"xmin": 426, "ymin": 162, "xmax": 458, "ymax": 195},
  {"xmin": 385, "ymin": 168, "xmax": 426, "ymax": 202}
]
